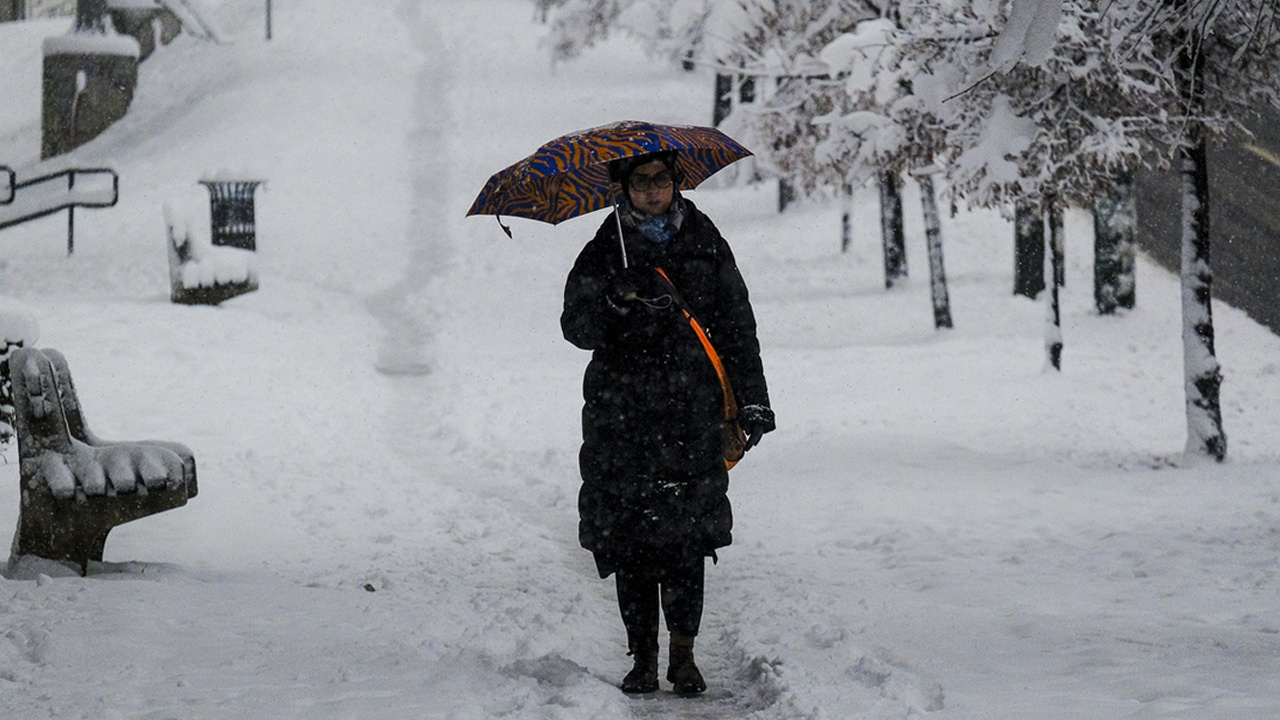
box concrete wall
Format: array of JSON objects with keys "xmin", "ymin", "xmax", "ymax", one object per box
[
  {"xmin": 41, "ymin": 42, "xmax": 138, "ymax": 158},
  {"xmin": 37, "ymin": 4, "xmax": 182, "ymax": 159}
]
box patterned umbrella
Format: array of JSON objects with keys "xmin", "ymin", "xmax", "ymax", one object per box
[{"xmin": 466, "ymin": 120, "xmax": 752, "ymax": 229}]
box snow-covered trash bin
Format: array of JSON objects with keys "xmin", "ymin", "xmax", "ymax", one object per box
[
  {"xmin": 165, "ymin": 201, "xmax": 259, "ymax": 305},
  {"xmin": 6, "ymin": 347, "xmax": 197, "ymax": 576},
  {"xmin": 0, "ymin": 297, "xmax": 40, "ymax": 454}
]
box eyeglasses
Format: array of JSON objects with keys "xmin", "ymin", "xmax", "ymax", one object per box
[{"xmin": 629, "ymin": 171, "xmax": 673, "ymax": 191}]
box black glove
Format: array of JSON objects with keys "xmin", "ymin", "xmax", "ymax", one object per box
[
  {"xmin": 738, "ymin": 404, "xmax": 775, "ymax": 451},
  {"xmin": 605, "ymin": 267, "xmax": 674, "ymax": 315},
  {"xmin": 604, "ymin": 267, "xmax": 649, "ymax": 315}
]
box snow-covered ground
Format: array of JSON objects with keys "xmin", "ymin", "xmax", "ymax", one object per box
[{"xmin": 2, "ymin": 1, "xmax": 1280, "ymax": 718}]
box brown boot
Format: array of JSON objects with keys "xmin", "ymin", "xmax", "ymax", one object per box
[
  {"xmin": 620, "ymin": 647, "xmax": 659, "ymax": 694},
  {"xmin": 667, "ymin": 634, "xmax": 707, "ymax": 694}
]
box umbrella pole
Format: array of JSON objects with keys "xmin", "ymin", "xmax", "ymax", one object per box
[{"xmin": 613, "ymin": 202, "xmax": 629, "ymax": 269}]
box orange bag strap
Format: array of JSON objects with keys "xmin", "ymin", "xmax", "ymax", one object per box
[{"xmin": 654, "ymin": 268, "xmax": 738, "ymax": 421}]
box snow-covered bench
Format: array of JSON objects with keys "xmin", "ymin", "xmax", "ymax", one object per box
[{"xmin": 7, "ymin": 347, "xmax": 197, "ymax": 575}]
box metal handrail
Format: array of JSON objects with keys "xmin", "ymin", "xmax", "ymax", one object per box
[
  {"xmin": 0, "ymin": 168, "xmax": 119, "ymax": 255},
  {"xmin": 1, "ymin": 166, "xmax": 14, "ymax": 205}
]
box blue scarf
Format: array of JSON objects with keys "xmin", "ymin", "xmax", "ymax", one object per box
[{"xmin": 621, "ymin": 195, "xmax": 686, "ymax": 245}]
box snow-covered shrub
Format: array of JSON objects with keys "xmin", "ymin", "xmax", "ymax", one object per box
[{"xmin": 0, "ymin": 297, "xmax": 40, "ymax": 454}]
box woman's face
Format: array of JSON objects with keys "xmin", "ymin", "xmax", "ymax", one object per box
[{"xmin": 626, "ymin": 160, "xmax": 675, "ymax": 217}]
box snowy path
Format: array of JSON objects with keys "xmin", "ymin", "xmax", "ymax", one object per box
[
  {"xmin": 391, "ymin": 3, "xmax": 946, "ymax": 716},
  {"xmin": 363, "ymin": 3, "xmax": 805, "ymax": 715}
]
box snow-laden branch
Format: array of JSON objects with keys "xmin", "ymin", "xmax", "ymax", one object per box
[{"xmin": 990, "ymin": 0, "xmax": 1063, "ymax": 71}]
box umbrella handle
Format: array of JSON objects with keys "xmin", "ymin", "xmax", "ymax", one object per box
[{"xmin": 613, "ymin": 202, "xmax": 628, "ymax": 269}]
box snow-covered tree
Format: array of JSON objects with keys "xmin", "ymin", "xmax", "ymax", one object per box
[
  {"xmin": 751, "ymin": 14, "xmax": 945, "ymax": 194},
  {"xmin": 945, "ymin": 3, "xmax": 1171, "ymax": 210},
  {"xmin": 534, "ymin": 0, "xmax": 883, "ymax": 69},
  {"xmin": 1121, "ymin": 0, "xmax": 1279, "ymax": 461},
  {"xmin": 785, "ymin": 10, "xmax": 961, "ymax": 322},
  {"xmin": 537, "ymin": 0, "xmax": 1280, "ymax": 455},
  {"xmin": 951, "ymin": 0, "xmax": 1280, "ymax": 459},
  {"xmin": 944, "ymin": 2, "xmax": 1166, "ymax": 360},
  {"xmin": 910, "ymin": 3, "xmax": 1148, "ymax": 366},
  {"xmin": 685, "ymin": 0, "xmax": 885, "ymax": 190}
]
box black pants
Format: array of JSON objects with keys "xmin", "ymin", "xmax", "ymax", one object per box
[{"xmin": 615, "ymin": 553, "xmax": 705, "ymax": 655}]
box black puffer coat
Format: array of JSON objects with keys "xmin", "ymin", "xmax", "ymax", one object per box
[{"xmin": 561, "ymin": 199, "xmax": 770, "ymax": 578}]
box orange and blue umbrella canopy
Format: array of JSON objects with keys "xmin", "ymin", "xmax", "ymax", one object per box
[{"xmin": 466, "ymin": 120, "xmax": 753, "ymax": 228}]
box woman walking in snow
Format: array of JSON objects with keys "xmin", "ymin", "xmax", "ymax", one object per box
[{"xmin": 561, "ymin": 150, "xmax": 774, "ymax": 695}]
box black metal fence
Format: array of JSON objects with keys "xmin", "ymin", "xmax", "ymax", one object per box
[
  {"xmin": 0, "ymin": 167, "xmax": 119, "ymax": 255},
  {"xmin": 1, "ymin": 166, "xmax": 13, "ymax": 205}
]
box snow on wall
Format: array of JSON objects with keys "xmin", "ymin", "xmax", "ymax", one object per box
[{"xmin": 43, "ymin": 31, "xmax": 141, "ymax": 57}]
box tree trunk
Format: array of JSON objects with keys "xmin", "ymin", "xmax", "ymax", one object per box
[
  {"xmin": 1093, "ymin": 173, "xmax": 1137, "ymax": 314},
  {"xmin": 778, "ymin": 178, "xmax": 795, "ymax": 213},
  {"xmin": 713, "ymin": 73, "xmax": 732, "ymax": 127},
  {"xmin": 880, "ymin": 171, "xmax": 906, "ymax": 288},
  {"xmin": 738, "ymin": 74, "xmax": 756, "ymax": 105},
  {"xmin": 840, "ymin": 183, "xmax": 854, "ymax": 253},
  {"xmin": 917, "ymin": 174, "xmax": 952, "ymax": 329},
  {"xmin": 1014, "ymin": 199, "xmax": 1045, "ymax": 298},
  {"xmin": 1177, "ymin": 54, "xmax": 1226, "ymax": 460},
  {"xmin": 1045, "ymin": 198, "xmax": 1065, "ymax": 370}
]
